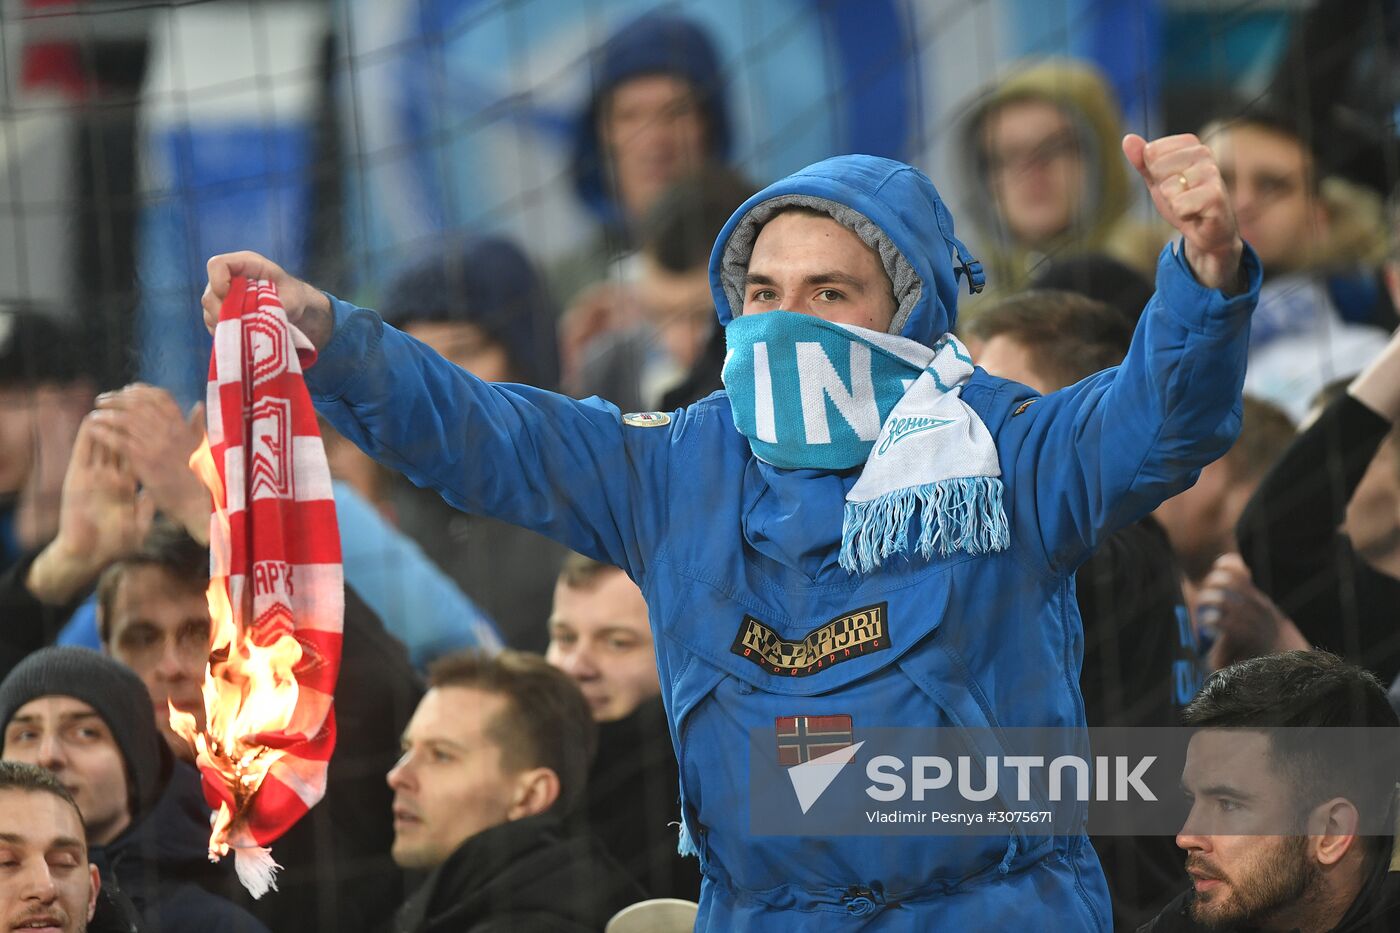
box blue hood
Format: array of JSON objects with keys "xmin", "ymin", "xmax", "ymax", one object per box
[
  {"xmin": 709, "ymin": 154, "xmax": 983, "ymax": 348},
  {"xmin": 570, "ymin": 12, "xmax": 731, "ymax": 226}
]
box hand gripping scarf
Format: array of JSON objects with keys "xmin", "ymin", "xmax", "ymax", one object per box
[
  {"xmin": 723, "ymin": 311, "xmax": 1008, "ymax": 573},
  {"xmin": 183, "ymin": 277, "xmax": 343, "ymax": 896}
]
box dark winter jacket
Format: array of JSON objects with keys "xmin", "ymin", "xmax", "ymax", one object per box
[
  {"xmin": 236, "ymin": 587, "xmax": 422, "ymax": 933},
  {"xmin": 581, "ymin": 697, "xmax": 700, "ymax": 901},
  {"xmin": 1237, "ymin": 394, "xmax": 1400, "ymax": 685},
  {"xmin": 393, "ymin": 814, "xmax": 642, "ymax": 933},
  {"xmin": 94, "ymin": 761, "xmax": 267, "ymax": 933},
  {"xmin": 1078, "ymin": 519, "xmax": 1198, "ymax": 931}
]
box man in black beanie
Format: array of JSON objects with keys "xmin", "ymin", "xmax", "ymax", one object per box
[{"xmin": 0, "ymin": 647, "xmax": 266, "ymax": 933}]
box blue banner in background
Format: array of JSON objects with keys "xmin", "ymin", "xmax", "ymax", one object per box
[
  {"xmin": 135, "ymin": 3, "xmax": 325, "ymax": 408},
  {"xmin": 338, "ymin": 0, "xmax": 922, "ymax": 300},
  {"xmin": 138, "ymin": 125, "xmax": 314, "ymax": 407},
  {"xmin": 137, "ymin": 0, "xmax": 930, "ymax": 406},
  {"xmin": 1006, "ymin": 0, "xmax": 1162, "ymax": 134},
  {"xmin": 131, "ymin": 0, "xmax": 1215, "ymax": 406}
]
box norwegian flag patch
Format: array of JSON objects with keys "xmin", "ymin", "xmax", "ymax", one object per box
[{"xmin": 776, "ymin": 714, "xmax": 854, "ymax": 766}]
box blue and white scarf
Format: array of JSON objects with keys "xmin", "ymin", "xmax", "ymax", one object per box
[{"xmin": 723, "ymin": 311, "xmax": 1008, "ymax": 573}]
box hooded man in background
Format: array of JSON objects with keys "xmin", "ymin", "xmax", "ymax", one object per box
[
  {"xmin": 551, "ymin": 11, "xmax": 731, "ymax": 307},
  {"xmin": 957, "ymin": 58, "xmax": 1166, "ymax": 297}
]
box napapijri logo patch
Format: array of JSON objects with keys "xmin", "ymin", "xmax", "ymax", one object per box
[{"xmin": 731, "ymin": 603, "xmax": 888, "ymax": 676}]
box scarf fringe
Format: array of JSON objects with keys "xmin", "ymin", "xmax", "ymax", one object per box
[
  {"xmin": 840, "ymin": 477, "xmax": 1010, "ymax": 574},
  {"xmin": 232, "ymin": 845, "xmax": 281, "ymax": 899},
  {"xmin": 677, "ymin": 820, "xmax": 699, "ymax": 858}
]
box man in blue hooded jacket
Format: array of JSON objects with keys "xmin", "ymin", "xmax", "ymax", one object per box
[{"xmin": 201, "ymin": 132, "xmax": 1258, "ymax": 930}]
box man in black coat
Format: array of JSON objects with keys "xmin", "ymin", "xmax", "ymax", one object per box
[
  {"xmin": 1139, "ymin": 651, "xmax": 1400, "ymax": 932},
  {"xmin": 389, "ymin": 650, "xmax": 641, "ymax": 933},
  {"xmin": 545, "ymin": 553, "xmax": 700, "ymax": 901}
]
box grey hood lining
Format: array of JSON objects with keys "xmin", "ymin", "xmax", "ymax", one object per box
[{"xmin": 719, "ymin": 194, "xmax": 923, "ymax": 336}]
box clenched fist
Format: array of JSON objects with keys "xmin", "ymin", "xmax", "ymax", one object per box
[
  {"xmin": 1123, "ymin": 133, "xmax": 1245, "ymax": 293},
  {"xmin": 201, "ymin": 251, "xmax": 334, "ymax": 348}
]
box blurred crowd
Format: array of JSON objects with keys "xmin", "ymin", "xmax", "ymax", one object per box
[{"xmin": 3, "ymin": 5, "xmax": 1400, "ymax": 933}]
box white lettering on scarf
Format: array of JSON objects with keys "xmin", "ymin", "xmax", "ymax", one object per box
[
  {"xmin": 796, "ymin": 342, "xmax": 880, "ymax": 444},
  {"xmin": 753, "ymin": 342, "xmax": 777, "ymax": 443}
]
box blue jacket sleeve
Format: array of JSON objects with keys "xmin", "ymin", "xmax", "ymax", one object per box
[
  {"xmin": 303, "ymin": 298, "xmax": 675, "ymax": 581},
  {"xmin": 1003, "ymin": 241, "xmax": 1262, "ymax": 574}
]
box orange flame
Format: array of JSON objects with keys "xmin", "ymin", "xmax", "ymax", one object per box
[{"xmin": 172, "ymin": 436, "xmax": 305, "ymax": 861}]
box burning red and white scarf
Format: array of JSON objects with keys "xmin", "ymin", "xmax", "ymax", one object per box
[{"xmin": 177, "ymin": 277, "xmax": 343, "ymax": 896}]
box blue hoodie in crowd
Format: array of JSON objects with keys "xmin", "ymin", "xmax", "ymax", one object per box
[
  {"xmin": 570, "ymin": 12, "xmax": 731, "ymax": 227},
  {"xmin": 305, "ymin": 155, "xmax": 1260, "ymax": 930}
]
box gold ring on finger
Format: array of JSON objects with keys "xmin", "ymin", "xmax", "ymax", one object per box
[{"xmin": 1177, "ymin": 174, "xmax": 1190, "ymax": 191}]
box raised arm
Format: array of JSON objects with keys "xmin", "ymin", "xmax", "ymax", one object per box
[
  {"xmin": 1349, "ymin": 323, "xmax": 1400, "ymax": 424},
  {"xmin": 1236, "ymin": 327, "xmax": 1400, "ymax": 666},
  {"xmin": 1122, "ymin": 133, "xmax": 1245, "ymax": 294},
  {"xmin": 2, "ymin": 415, "xmax": 154, "ymax": 676},
  {"xmin": 1004, "ymin": 134, "xmax": 1259, "ymax": 571},
  {"xmin": 202, "ymin": 254, "xmax": 676, "ymax": 580}
]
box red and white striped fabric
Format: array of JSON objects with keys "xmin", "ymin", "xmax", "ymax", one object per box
[{"xmin": 202, "ymin": 276, "xmax": 343, "ymax": 893}]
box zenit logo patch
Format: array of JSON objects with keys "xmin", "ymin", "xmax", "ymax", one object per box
[
  {"xmin": 622, "ymin": 411, "xmax": 671, "ymax": 428},
  {"xmin": 731, "ymin": 603, "xmax": 888, "ymax": 677}
]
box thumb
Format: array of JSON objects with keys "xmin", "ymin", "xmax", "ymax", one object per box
[
  {"xmin": 206, "ymin": 252, "xmax": 239, "ymax": 298},
  {"xmin": 1122, "ymin": 134, "xmax": 1151, "ymax": 184},
  {"xmin": 203, "ymin": 251, "xmax": 249, "ymax": 334},
  {"xmin": 202, "ymin": 285, "xmax": 221, "ymax": 336}
]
